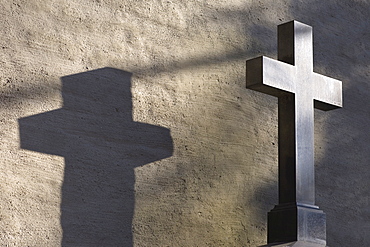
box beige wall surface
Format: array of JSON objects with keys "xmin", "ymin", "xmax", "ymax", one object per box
[{"xmin": 0, "ymin": 0, "xmax": 369, "ymax": 246}]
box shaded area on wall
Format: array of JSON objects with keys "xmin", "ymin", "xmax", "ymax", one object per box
[
  {"xmin": 3, "ymin": 0, "xmax": 367, "ymax": 246},
  {"xmin": 18, "ymin": 67, "xmax": 173, "ymax": 246}
]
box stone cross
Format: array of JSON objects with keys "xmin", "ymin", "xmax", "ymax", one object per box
[{"xmin": 246, "ymin": 21, "xmax": 342, "ymax": 246}]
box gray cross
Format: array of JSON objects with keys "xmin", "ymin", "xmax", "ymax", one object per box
[{"xmin": 246, "ymin": 21, "xmax": 342, "ymax": 245}]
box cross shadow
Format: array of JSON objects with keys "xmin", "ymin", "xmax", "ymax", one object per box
[{"xmin": 18, "ymin": 67, "xmax": 173, "ymax": 246}]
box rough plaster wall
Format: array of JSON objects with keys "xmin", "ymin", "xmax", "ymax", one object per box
[{"xmin": 0, "ymin": 0, "xmax": 369, "ymax": 246}]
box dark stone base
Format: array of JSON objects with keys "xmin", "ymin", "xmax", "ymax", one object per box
[
  {"xmin": 260, "ymin": 240, "xmax": 326, "ymax": 247},
  {"xmin": 267, "ymin": 203, "xmax": 326, "ymax": 245}
]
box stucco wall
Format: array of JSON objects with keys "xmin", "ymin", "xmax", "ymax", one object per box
[{"xmin": 0, "ymin": 0, "xmax": 369, "ymax": 246}]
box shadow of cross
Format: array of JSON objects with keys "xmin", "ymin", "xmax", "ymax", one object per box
[
  {"xmin": 18, "ymin": 67, "xmax": 173, "ymax": 246},
  {"xmin": 246, "ymin": 21, "xmax": 342, "ymax": 245}
]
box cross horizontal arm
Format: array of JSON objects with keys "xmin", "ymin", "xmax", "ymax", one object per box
[
  {"xmin": 247, "ymin": 56, "xmax": 296, "ymax": 97},
  {"xmin": 313, "ymin": 73, "xmax": 342, "ymax": 111}
]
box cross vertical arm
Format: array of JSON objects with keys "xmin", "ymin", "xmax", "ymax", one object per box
[{"xmin": 277, "ymin": 94, "xmax": 296, "ymax": 204}]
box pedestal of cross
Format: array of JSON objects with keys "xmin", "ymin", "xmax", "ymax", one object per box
[{"xmin": 246, "ymin": 21, "xmax": 342, "ymax": 245}]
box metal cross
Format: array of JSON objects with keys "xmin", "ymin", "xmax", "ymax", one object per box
[{"xmin": 246, "ymin": 21, "xmax": 342, "ymax": 245}]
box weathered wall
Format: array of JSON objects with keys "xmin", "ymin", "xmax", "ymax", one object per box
[{"xmin": 0, "ymin": 0, "xmax": 369, "ymax": 246}]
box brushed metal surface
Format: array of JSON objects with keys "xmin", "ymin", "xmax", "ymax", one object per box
[{"xmin": 246, "ymin": 20, "xmax": 342, "ymax": 205}]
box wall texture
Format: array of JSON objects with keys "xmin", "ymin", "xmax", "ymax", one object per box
[{"xmin": 0, "ymin": 0, "xmax": 369, "ymax": 246}]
